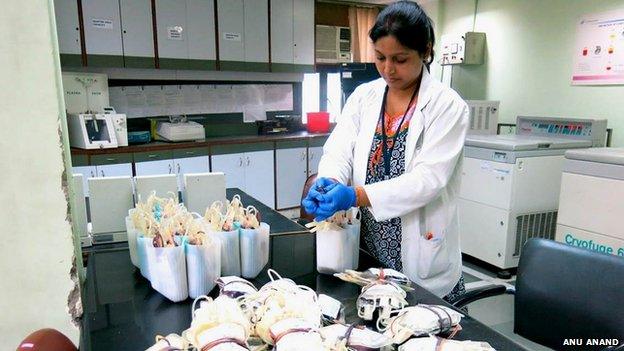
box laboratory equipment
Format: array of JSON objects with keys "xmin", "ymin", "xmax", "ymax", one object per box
[
  {"xmin": 466, "ymin": 100, "xmax": 499, "ymax": 135},
  {"xmin": 555, "ymin": 148, "xmax": 624, "ymax": 256},
  {"xmin": 156, "ymin": 116, "xmax": 205, "ymax": 142},
  {"xmin": 182, "ymin": 172, "xmax": 226, "ymax": 214},
  {"xmin": 67, "ymin": 113, "xmax": 119, "ymax": 149},
  {"xmin": 439, "ymin": 32, "xmax": 486, "ymax": 65},
  {"xmin": 61, "ymin": 72, "xmax": 109, "ymax": 114},
  {"xmin": 71, "ymin": 174, "xmax": 91, "ymax": 247},
  {"xmin": 134, "ymin": 174, "xmax": 178, "ymax": 204},
  {"xmin": 458, "ymin": 116, "xmax": 607, "ymax": 272},
  {"xmin": 108, "ymin": 111, "xmax": 128, "ymax": 147},
  {"xmin": 88, "ymin": 176, "xmax": 134, "ymax": 244}
]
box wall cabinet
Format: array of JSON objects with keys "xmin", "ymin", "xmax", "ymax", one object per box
[
  {"xmin": 54, "ymin": 0, "xmax": 82, "ymax": 67},
  {"xmin": 82, "ymin": 0, "xmax": 154, "ymax": 68},
  {"xmin": 211, "ymin": 150, "xmax": 275, "ymax": 208},
  {"xmin": 134, "ymin": 150, "xmax": 209, "ymax": 191},
  {"xmin": 270, "ymin": 0, "xmax": 314, "ymax": 72},
  {"xmin": 217, "ymin": 0, "xmax": 269, "ymax": 72},
  {"xmin": 276, "ymin": 147, "xmax": 308, "ymax": 209}
]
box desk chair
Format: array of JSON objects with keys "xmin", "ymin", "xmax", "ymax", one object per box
[{"xmin": 453, "ymin": 238, "xmax": 624, "ymax": 351}]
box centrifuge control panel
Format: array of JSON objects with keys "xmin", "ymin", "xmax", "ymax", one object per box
[{"xmin": 516, "ymin": 116, "xmax": 608, "ymax": 146}]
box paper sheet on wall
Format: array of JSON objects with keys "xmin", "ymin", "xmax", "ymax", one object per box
[
  {"xmin": 144, "ymin": 86, "xmax": 165, "ymax": 116},
  {"xmin": 162, "ymin": 85, "xmax": 183, "ymax": 115},
  {"xmin": 264, "ymin": 84, "xmax": 293, "ymax": 111},
  {"xmin": 182, "ymin": 85, "xmax": 203, "ymax": 115},
  {"xmin": 116, "ymin": 86, "xmax": 147, "ymax": 118},
  {"xmin": 572, "ymin": 9, "xmax": 624, "ymax": 85},
  {"xmin": 242, "ymin": 105, "xmax": 267, "ymax": 122}
]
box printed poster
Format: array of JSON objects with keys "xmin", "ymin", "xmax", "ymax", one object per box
[{"xmin": 572, "ymin": 9, "xmax": 624, "ymax": 85}]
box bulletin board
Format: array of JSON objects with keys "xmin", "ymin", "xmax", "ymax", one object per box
[
  {"xmin": 109, "ymin": 83, "xmax": 294, "ymax": 120},
  {"xmin": 572, "ymin": 9, "xmax": 624, "ymax": 85}
]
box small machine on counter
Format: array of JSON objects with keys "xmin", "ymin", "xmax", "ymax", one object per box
[
  {"xmin": 62, "ymin": 72, "xmax": 128, "ymax": 149},
  {"xmin": 459, "ymin": 116, "xmax": 607, "ymax": 274},
  {"xmin": 155, "ymin": 116, "xmax": 205, "ymax": 142}
]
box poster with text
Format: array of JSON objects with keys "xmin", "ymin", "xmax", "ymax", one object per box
[{"xmin": 572, "ymin": 9, "xmax": 624, "ymax": 85}]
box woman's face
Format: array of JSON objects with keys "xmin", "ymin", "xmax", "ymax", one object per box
[{"xmin": 373, "ymin": 35, "xmax": 426, "ymax": 91}]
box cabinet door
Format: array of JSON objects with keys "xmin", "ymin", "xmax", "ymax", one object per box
[
  {"xmin": 174, "ymin": 156, "xmax": 210, "ymax": 191},
  {"xmin": 156, "ymin": 0, "xmax": 188, "ymax": 67},
  {"xmin": 120, "ymin": 0, "xmax": 155, "ymax": 68},
  {"xmin": 270, "ymin": 0, "xmax": 294, "ymax": 65},
  {"xmin": 96, "ymin": 163, "xmax": 133, "ymax": 178},
  {"xmin": 82, "ymin": 0, "xmax": 124, "ymax": 67},
  {"xmin": 245, "ymin": 150, "xmax": 275, "ymax": 209},
  {"xmin": 217, "ymin": 0, "xmax": 245, "ymax": 66},
  {"xmin": 54, "ymin": 0, "xmax": 82, "ymax": 66},
  {"xmin": 307, "ymin": 146, "xmax": 323, "ymax": 176},
  {"xmin": 73, "ymin": 166, "xmax": 97, "ymax": 196},
  {"xmin": 276, "ymin": 148, "xmax": 307, "ymax": 209},
  {"xmin": 243, "ymin": 0, "xmax": 269, "ymax": 69},
  {"xmin": 135, "ymin": 159, "xmax": 175, "ymax": 176},
  {"xmin": 186, "ymin": 0, "xmax": 217, "ymax": 69},
  {"xmin": 211, "ymin": 153, "xmax": 246, "ymax": 190},
  {"xmin": 293, "ymin": 0, "xmax": 314, "ymax": 66}
]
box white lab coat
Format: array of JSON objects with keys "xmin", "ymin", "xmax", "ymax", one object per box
[{"xmin": 317, "ymin": 68, "xmax": 469, "ymax": 297}]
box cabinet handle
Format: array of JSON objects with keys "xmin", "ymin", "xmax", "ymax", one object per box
[
  {"xmin": 90, "ymin": 170, "xmax": 95, "ymax": 178},
  {"xmin": 177, "ymin": 163, "xmax": 181, "ymax": 174},
  {"xmin": 239, "ymin": 157, "xmax": 243, "ymax": 167},
  {"xmin": 100, "ymin": 170, "xmax": 105, "ymax": 177},
  {"xmin": 309, "ymin": 152, "xmax": 315, "ymax": 160},
  {"xmin": 246, "ymin": 156, "xmax": 250, "ymax": 166},
  {"xmin": 106, "ymin": 158, "xmax": 116, "ymax": 162},
  {"xmin": 148, "ymin": 154, "xmax": 158, "ymax": 159},
  {"xmin": 185, "ymin": 151, "xmax": 195, "ymax": 155},
  {"xmin": 168, "ymin": 164, "xmax": 172, "ymax": 174}
]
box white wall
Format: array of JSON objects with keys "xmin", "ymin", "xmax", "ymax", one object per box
[
  {"xmin": 438, "ymin": 0, "xmax": 624, "ymax": 146},
  {"xmin": 0, "ymin": 0, "xmax": 81, "ymax": 347}
]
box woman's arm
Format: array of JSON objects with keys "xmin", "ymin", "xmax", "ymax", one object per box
[{"xmin": 363, "ymin": 96, "xmax": 469, "ymax": 221}]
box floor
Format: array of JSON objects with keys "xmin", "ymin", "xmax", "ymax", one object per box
[{"xmin": 461, "ymin": 259, "xmax": 554, "ymax": 351}]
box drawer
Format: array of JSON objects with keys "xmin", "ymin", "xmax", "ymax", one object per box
[
  {"xmin": 172, "ymin": 147, "xmax": 209, "ymax": 159},
  {"xmin": 71, "ymin": 154, "xmax": 88, "ymax": 167},
  {"xmin": 133, "ymin": 150, "xmax": 174, "ymax": 163},
  {"xmin": 275, "ymin": 140, "xmax": 307, "ymax": 149},
  {"xmin": 91, "ymin": 153, "xmax": 133, "ymax": 166},
  {"xmin": 211, "ymin": 142, "xmax": 274, "ymax": 155}
]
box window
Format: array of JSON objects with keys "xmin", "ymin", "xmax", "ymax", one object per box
[{"xmin": 301, "ymin": 73, "xmax": 320, "ymax": 123}]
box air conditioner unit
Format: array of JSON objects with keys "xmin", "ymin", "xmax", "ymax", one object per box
[{"xmin": 316, "ymin": 25, "xmax": 352, "ymax": 63}]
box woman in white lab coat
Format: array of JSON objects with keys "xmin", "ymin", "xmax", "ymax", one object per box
[{"xmin": 302, "ymin": 1, "xmax": 469, "ymax": 302}]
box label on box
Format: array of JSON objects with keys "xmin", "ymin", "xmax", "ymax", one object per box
[
  {"xmin": 223, "ymin": 32, "xmax": 242, "ymax": 41},
  {"xmin": 167, "ymin": 26, "xmax": 184, "ymax": 40}
]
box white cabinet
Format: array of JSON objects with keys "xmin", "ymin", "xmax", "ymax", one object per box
[
  {"xmin": 211, "ymin": 153, "xmax": 248, "ymax": 193},
  {"xmin": 211, "ymin": 151, "xmax": 275, "ymax": 208},
  {"xmin": 186, "ymin": 0, "xmax": 217, "ymax": 67},
  {"xmin": 270, "ymin": 0, "xmax": 294, "ymax": 65},
  {"xmin": 82, "ymin": 0, "xmax": 124, "ymax": 66},
  {"xmin": 72, "ymin": 163, "xmax": 132, "ymax": 196},
  {"xmin": 217, "ymin": 0, "xmax": 268, "ymax": 70},
  {"xmin": 156, "ymin": 0, "xmax": 187, "ymax": 66},
  {"xmin": 120, "ymin": 0, "xmax": 155, "ymax": 67},
  {"xmin": 270, "ymin": 0, "xmax": 314, "ymax": 71},
  {"xmin": 82, "ymin": 0, "xmax": 153, "ymax": 67},
  {"xmin": 307, "ymin": 146, "xmax": 323, "ymax": 176},
  {"xmin": 54, "ymin": 0, "xmax": 82, "ymax": 63},
  {"xmin": 293, "ymin": 0, "xmax": 315, "ymax": 65},
  {"xmin": 276, "ymin": 148, "xmax": 308, "ymax": 209},
  {"xmin": 136, "ymin": 159, "xmax": 174, "ymax": 176},
  {"xmin": 175, "ymin": 156, "xmax": 210, "ymax": 190}
]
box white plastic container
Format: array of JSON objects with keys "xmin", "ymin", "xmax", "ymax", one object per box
[
  {"xmin": 148, "ymin": 245, "xmax": 189, "ymax": 302},
  {"xmin": 215, "ymin": 229, "xmax": 241, "ymax": 277},
  {"xmin": 137, "ymin": 236, "xmax": 153, "ymax": 280},
  {"xmin": 316, "ymin": 220, "xmax": 361, "ymax": 274},
  {"xmin": 185, "ymin": 237, "xmax": 221, "ymax": 299},
  {"xmin": 239, "ymin": 223, "xmax": 270, "ymax": 278},
  {"xmin": 125, "ymin": 215, "xmax": 139, "ymax": 267}
]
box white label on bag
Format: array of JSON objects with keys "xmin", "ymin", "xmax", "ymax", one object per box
[
  {"xmin": 92, "ymin": 18, "xmax": 113, "ymax": 29},
  {"xmin": 223, "ymin": 32, "xmax": 242, "ymax": 41},
  {"xmin": 319, "ymin": 294, "xmax": 341, "ymax": 319}
]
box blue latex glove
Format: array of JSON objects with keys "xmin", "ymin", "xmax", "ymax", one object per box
[
  {"xmin": 315, "ymin": 183, "xmax": 356, "ymax": 221},
  {"xmin": 301, "ymin": 178, "xmax": 338, "ymax": 216}
]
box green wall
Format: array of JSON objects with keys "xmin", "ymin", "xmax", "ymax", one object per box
[{"xmin": 435, "ymin": 0, "xmax": 624, "ymax": 146}]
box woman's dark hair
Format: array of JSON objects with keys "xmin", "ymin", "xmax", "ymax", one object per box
[{"xmin": 369, "ymin": 1, "xmax": 435, "ymax": 65}]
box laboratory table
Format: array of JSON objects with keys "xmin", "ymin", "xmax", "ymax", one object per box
[
  {"xmin": 79, "ymin": 188, "xmax": 526, "ymax": 350},
  {"xmin": 80, "ymin": 250, "xmax": 526, "ymax": 351}
]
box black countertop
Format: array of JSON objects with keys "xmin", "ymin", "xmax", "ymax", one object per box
[{"xmin": 81, "ymin": 248, "xmax": 526, "ymax": 351}]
